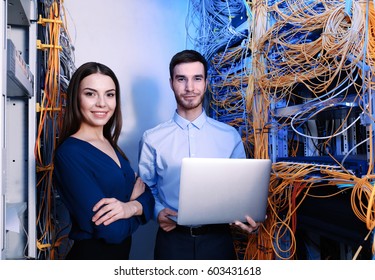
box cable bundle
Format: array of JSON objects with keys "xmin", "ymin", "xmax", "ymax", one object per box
[
  {"xmin": 187, "ymin": 0, "xmax": 375, "ymax": 259},
  {"xmin": 35, "ymin": 0, "xmax": 75, "ymax": 260}
]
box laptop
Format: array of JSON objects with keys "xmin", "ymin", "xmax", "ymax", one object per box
[{"xmin": 174, "ymin": 157, "xmax": 272, "ymax": 225}]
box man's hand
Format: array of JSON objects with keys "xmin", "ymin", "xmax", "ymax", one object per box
[
  {"xmin": 232, "ymin": 215, "xmax": 261, "ymax": 234},
  {"xmin": 157, "ymin": 208, "xmax": 178, "ymax": 232}
]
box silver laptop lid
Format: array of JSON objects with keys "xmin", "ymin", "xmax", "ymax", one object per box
[{"xmin": 177, "ymin": 158, "xmax": 271, "ymax": 225}]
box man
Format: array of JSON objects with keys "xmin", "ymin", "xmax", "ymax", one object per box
[{"xmin": 138, "ymin": 50, "xmax": 259, "ymax": 260}]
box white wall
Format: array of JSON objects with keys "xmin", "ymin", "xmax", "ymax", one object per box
[{"xmin": 64, "ymin": 0, "xmax": 190, "ymax": 259}]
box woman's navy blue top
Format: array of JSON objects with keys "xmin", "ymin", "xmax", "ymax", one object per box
[{"xmin": 53, "ymin": 137, "xmax": 154, "ymax": 244}]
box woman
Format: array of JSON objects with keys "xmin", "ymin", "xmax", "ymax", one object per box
[{"xmin": 53, "ymin": 62, "xmax": 154, "ymax": 260}]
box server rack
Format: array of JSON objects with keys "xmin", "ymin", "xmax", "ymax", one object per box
[
  {"xmin": 0, "ymin": 0, "xmax": 37, "ymax": 259},
  {"xmin": 186, "ymin": 0, "xmax": 375, "ymax": 259}
]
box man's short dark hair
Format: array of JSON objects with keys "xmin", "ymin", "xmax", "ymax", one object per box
[{"xmin": 169, "ymin": 50, "xmax": 208, "ymax": 80}]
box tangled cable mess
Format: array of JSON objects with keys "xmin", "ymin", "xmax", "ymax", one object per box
[
  {"xmin": 186, "ymin": 0, "xmax": 375, "ymax": 259},
  {"xmin": 35, "ymin": 0, "xmax": 75, "ymax": 260}
]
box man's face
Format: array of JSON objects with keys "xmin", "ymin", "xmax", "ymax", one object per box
[{"xmin": 170, "ymin": 61, "xmax": 207, "ymax": 111}]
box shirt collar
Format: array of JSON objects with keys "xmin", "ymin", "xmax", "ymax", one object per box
[{"xmin": 173, "ymin": 109, "xmax": 207, "ymax": 130}]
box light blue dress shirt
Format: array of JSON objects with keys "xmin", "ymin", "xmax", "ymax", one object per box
[{"xmin": 138, "ymin": 110, "xmax": 246, "ymax": 219}]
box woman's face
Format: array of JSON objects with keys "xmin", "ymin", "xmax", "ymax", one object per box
[{"xmin": 78, "ymin": 73, "xmax": 117, "ymax": 128}]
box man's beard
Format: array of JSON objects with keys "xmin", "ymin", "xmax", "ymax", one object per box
[{"xmin": 175, "ymin": 94, "xmax": 204, "ymax": 110}]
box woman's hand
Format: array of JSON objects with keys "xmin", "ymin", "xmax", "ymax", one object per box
[
  {"xmin": 130, "ymin": 175, "xmax": 145, "ymax": 201},
  {"xmin": 92, "ymin": 198, "xmax": 143, "ymax": 226}
]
